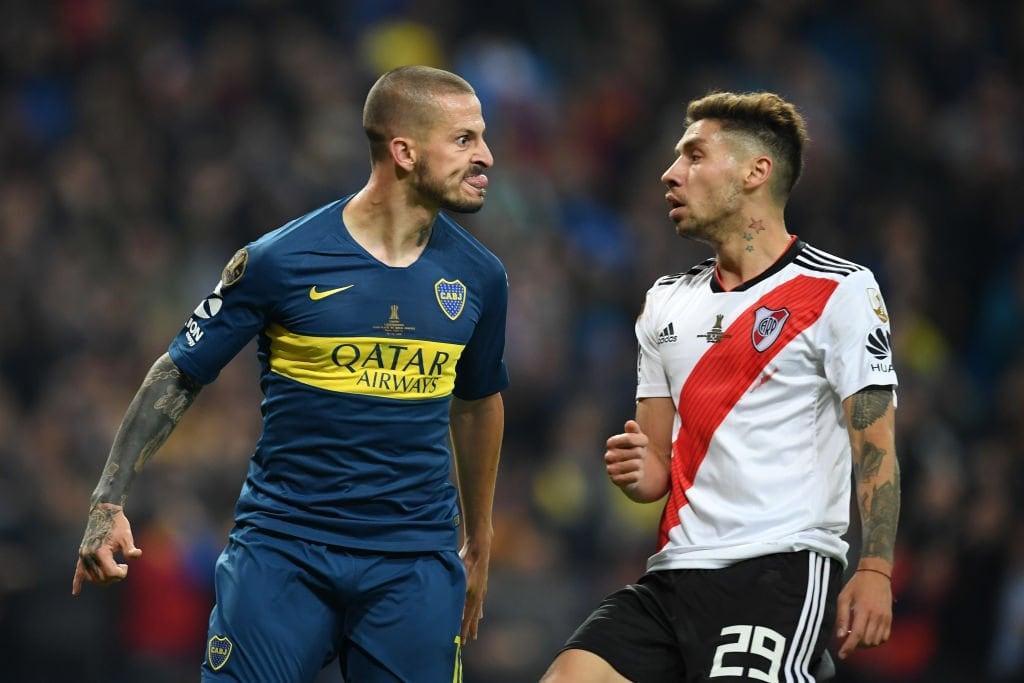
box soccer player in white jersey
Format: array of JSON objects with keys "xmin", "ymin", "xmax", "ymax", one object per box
[{"xmin": 542, "ymin": 91, "xmax": 900, "ymax": 682}]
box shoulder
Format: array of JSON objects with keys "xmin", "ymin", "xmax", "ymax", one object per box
[
  {"xmin": 435, "ymin": 213, "xmax": 507, "ymax": 280},
  {"xmin": 649, "ymin": 257, "xmax": 716, "ymax": 295},
  {"xmin": 792, "ymin": 243, "xmax": 888, "ymax": 319},
  {"xmin": 251, "ymin": 199, "xmax": 346, "ymax": 258},
  {"xmin": 792, "ymin": 242, "xmax": 869, "ymax": 279}
]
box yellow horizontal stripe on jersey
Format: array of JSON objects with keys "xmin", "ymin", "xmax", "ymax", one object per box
[{"xmin": 267, "ymin": 323, "xmax": 464, "ymax": 399}]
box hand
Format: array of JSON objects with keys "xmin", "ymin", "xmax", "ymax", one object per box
[
  {"xmin": 835, "ymin": 568, "xmax": 893, "ymax": 659},
  {"xmin": 72, "ymin": 503, "xmax": 143, "ymax": 595},
  {"xmin": 459, "ymin": 541, "xmax": 490, "ymax": 642},
  {"xmin": 604, "ymin": 420, "xmax": 648, "ymax": 492}
]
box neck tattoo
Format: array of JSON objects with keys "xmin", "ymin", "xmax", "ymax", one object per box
[
  {"xmin": 417, "ymin": 226, "xmax": 432, "ymax": 247},
  {"xmin": 742, "ymin": 218, "xmax": 766, "ymax": 252}
]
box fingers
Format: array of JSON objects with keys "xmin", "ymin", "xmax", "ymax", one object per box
[
  {"xmin": 834, "ymin": 590, "xmax": 851, "ymax": 642},
  {"xmin": 71, "ymin": 561, "xmax": 86, "ymax": 596},
  {"xmin": 72, "ymin": 542, "xmax": 142, "ymax": 595},
  {"xmin": 837, "ymin": 605, "xmax": 892, "ymax": 659},
  {"xmin": 837, "ymin": 609, "xmax": 864, "ymax": 659},
  {"xmin": 624, "ymin": 419, "xmax": 642, "ymax": 434},
  {"xmin": 461, "ymin": 600, "xmax": 483, "ymax": 642}
]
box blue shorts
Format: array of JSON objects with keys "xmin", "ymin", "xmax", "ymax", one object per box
[{"xmin": 200, "ymin": 525, "xmax": 466, "ymax": 682}]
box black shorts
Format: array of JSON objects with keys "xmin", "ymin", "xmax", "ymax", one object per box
[{"xmin": 563, "ymin": 551, "xmax": 840, "ymax": 682}]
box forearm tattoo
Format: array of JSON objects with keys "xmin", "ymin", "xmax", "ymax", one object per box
[
  {"xmin": 90, "ymin": 355, "xmax": 201, "ymax": 507},
  {"xmin": 849, "ymin": 387, "xmax": 900, "ymax": 563},
  {"xmin": 862, "ymin": 478, "xmax": 900, "ymax": 560}
]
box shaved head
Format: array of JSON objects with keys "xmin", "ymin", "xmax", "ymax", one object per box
[{"xmin": 363, "ymin": 65, "xmax": 478, "ymax": 162}]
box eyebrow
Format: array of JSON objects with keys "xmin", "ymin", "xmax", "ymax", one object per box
[{"xmin": 675, "ymin": 136, "xmax": 705, "ymax": 155}]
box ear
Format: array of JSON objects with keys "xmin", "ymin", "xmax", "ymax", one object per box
[
  {"xmin": 744, "ymin": 155, "xmax": 773, "ymax": 191},
  {"xmin": 390, "ymin": 137, "xmax": 417, "ymax": 171}
]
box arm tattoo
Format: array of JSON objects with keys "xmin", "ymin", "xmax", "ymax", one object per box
[
  {"xmin": 80, "ymin": 504, "xmax": 119, "ymax": 561},
  {"xmin": 853, "ymin": 441, "xmax": 885, "ymax": 481},
  {"xmin": 853, "ymin": 438, "xmax": 901, "ymax": 564},
  {"xmin": 849, "ymin": 386, "xmax": 892, "ymax": 430},
  {"xmin": 862, "ymin": 479, "xmax": 900, "ymax": 560},
  {"xmin": 90, "ymin": 354, "xmax": 201, "ymax": 507}
]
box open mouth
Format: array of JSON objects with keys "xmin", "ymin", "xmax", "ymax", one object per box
[
  {"xmin": 464, "ymin": 174, "xmax": 489, "ymax": 194},
  {"xmin": 666, "ymin": 194, "xmax": 685, "ymax": 217}
]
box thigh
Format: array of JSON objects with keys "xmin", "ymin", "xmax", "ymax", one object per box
[
  {"xmin": 560, "ymin": 571, "xmax": 686, "ymax": 681},
  {"xmin": 340, "ymin": 549, "xmax": 466, "ymax": 683},
  {"xmin": 201, "ymin": 526, "xmax": 339, "ymax": 683},
  {"xmin": 679, "ymin": 551, "xmax": 840, "ymax": 683}
]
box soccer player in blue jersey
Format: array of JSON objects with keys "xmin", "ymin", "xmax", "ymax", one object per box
[{"xmin": 72, "ymin": 65, "xmax": 508, "ymax": 682}]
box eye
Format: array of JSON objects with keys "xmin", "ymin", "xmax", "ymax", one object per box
[
  {"xmin": 690, "ymin": 151, "xmax": 703, "ymax": 162},
  {"xmin": 456, "ymin": 134, "xmax": 470, "ymax": 145}
]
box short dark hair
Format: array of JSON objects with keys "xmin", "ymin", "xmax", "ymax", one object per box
[
  {"xmin": 362, "ymin": 65, "xmax": 477, "ymax": 162},
  {"xmin": 686, "ymin": 91, "xmax": 809, "ymax": 201}
]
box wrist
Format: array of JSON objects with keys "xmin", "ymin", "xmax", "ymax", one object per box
[
  {"xmin": 855, "ymin": 557, "xmax": 893, "ymax": 579},
  {"xmin": 88, "ymin": 498, "xmax": 124, "ymax": 512},
  {"xmin": 855, "ymin": 567, "xmax": 891, "ymax": 581}
]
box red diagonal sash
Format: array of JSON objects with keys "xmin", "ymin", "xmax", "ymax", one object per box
[{"xmin": 657, "ymin": 275, "xmax": 839, "ymax": 549}]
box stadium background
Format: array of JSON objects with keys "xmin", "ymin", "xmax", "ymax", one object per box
[{"xmin": 0, "ymin": 0, "xmax": 1021, "ymax": 681}]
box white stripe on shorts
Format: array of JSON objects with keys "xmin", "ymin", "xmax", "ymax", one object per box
[{"xmin": 783, "ymin": 552, "xmax": 831, "ymax": 682}]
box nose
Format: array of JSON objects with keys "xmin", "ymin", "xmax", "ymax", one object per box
[
  {"xmin": 661, "ymin": 158, "xmax": 682, "ymax": 188},
  {"xmin": 476, "ymin": 139, "xmax": 494, "ymax": 169}
]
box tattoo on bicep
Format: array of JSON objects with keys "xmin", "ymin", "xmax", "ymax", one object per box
[
  {"xmin": 849, "ymin": 388, "xmax": 892, "ymax": 430},
  {"xmin": 142, "ymin": 366, "xmax": 183, "ymax": 389}
]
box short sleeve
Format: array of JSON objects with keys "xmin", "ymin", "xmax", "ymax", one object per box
[
  {"xmin": 452, "ymin": 266, "xmax": 510, "ymax": 400},
  {"xmin": 167, "ymin": 244, "xmax": 274, "ymax": 384},
  {"xmin": 635, "ymin": 289, "xmax": 671, "ymax": 399},
  {"xmin": 821, "ymin": 269, "xmax": 899, "ymax": 401}
]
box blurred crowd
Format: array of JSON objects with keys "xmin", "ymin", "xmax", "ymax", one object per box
[{"xmin": 1, "ymin": 0, "xmax": 1022, "ymax": 681}]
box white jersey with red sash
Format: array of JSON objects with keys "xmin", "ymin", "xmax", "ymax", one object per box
[{"xmin": 635, "ymin": 239, "xmax": 897, "ymax": 572}]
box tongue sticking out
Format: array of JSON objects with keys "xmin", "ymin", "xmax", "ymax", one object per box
[{"xmin": 464, "ymin": 174, "xmax": 489, "ymax": 189}]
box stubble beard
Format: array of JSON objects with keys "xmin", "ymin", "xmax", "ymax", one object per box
[
  {"xmin": 414, "ymin": 158, "xmax": 484, "ymax": 214},
  {"xmin": 674, "ymin": 181, "xmax": 744, "ymax": 246}
]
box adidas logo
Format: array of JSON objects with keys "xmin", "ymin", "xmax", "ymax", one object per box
[{"xmin": 657, "ymin": 322, "xmax": 677, "ymax": 344}]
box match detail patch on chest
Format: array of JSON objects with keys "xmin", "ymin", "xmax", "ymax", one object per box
[{"xmin": 435, "ymin": 279, "xmax": 467, "ymax": 320}]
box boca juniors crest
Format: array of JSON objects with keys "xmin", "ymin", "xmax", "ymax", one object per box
[
  {"xmin": 752, "ymin": 306, "xmax": 790, "ymax": 352},
  {"xmin": 208, "ymin": 635, "xmax": 233, "ymax": 671},
  {"xmin": 435, "ymin": 279, "xmax": 467, "ymax": 320}
]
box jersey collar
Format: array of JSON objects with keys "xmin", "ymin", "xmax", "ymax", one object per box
[{"xmin": 710, "ymin": 237, "xmax": 806, "ymax": 293}]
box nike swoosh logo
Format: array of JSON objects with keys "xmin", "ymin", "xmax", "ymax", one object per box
[{"xmin": 309, "ymin": 285, "xmax": 354, "ymax": 300}]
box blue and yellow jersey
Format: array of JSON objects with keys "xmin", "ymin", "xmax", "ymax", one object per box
[{"xmin": 168, "ymin": 197, "xmax": 509, "ymax": 552}]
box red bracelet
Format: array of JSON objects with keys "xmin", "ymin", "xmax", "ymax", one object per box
[{"xmin": 856, "ymin": 567, "xmax": 892, "ymax": 580}]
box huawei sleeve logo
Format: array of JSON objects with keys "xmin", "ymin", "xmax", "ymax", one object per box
[
  {"xmin": 866, "ymin": 328, "xmax": 892, "ymax": 360},
  {"xmin": 866, "ymin": 327, "xmax": 895, "ymax": 373}
]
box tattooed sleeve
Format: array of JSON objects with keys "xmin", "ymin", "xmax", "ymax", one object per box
[
  {"xmin": 847, "ymin": 385, "xmax": 900, "ymax": 564},
  {"xmin": 90, "ymin": 353, "xmax": 202, "ymax": 507}
]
